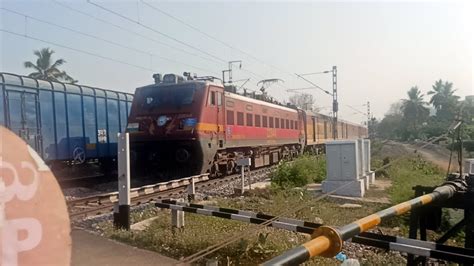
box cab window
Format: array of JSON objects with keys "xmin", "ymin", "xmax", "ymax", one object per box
[{"xmin": 208, "ymin": 91, "xmax": 216, "ymax": 106}]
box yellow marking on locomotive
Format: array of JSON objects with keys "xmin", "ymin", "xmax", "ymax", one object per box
[{"xmin": 195, "ymin": 123, "xmax": 223, "ymax": 132}]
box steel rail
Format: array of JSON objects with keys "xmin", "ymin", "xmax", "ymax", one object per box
[
  {"xmin": 262, "ymin": 180, "xmax": 466, "ymax": 265},
  {"xmin": 68, "ymin": 166, "xmax": 274, "ymax": 219}
]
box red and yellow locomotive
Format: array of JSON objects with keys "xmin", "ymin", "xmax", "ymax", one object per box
[{"xmin": 127, "ymin": 73, "xmax": 367, "ymax": 178}]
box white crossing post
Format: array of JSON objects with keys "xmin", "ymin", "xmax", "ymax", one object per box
[
  {"xmin": 114, "ymin": 132, "xmax": 131, "ymax": 230},
  {"xmin": 187, "ymin": 176, "xmax": 196, "ymax": 201},
  {"xmin": 171, "ymin": 199, "xmax": 184, "ymax": 228},
  {"xmin": 247, "ymin": 165, "xmax": 252, "ymax": 190},
  {"xmin": 241, "ymin": 165, "xmax": 245, "ymax": 195}
]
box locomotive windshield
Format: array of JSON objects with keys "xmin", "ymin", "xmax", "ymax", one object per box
[{"xmin": 139, "ymin": 84, "xmax": 195, "ymax": 110}]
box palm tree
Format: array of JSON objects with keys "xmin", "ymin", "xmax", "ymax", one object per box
[
  {"xmin": 24, "ymin": 48, "xmax": 77, "ymax": 83},
  {"xmin": 401, "ymin": 86, "xmax": 429, "ymax": 136},
  {"xmin": 427, "ymin": 79, "xmax": 459, "ymax": 120}
]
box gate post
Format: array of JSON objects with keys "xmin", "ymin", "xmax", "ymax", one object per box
[{"xmin": 114, "ymin": 132, "xmax": 131, "ymax": 230}]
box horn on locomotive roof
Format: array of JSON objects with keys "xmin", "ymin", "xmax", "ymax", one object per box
[{"xmin": 152, "ymin": 73, "xmax": 162, "ymax": 84}]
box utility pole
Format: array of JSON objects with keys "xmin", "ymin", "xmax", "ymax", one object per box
[
  {"xmin": 367, "ymin": 101, "xmax": 371, "ymax": 125},
  {"xmin": 295, "ymin": 66, "xmax": 338, "ymax": 139},
  {"xmin": 331, "ymin": 66, "xmax": 338, "ymax": 140},
  {"xmin": 222, "ymin": 60, "xmax": 242, "ymax": 85},
  {"xmin": 367, "ymin": 101, "xmax": 371, "ymax": 138}
]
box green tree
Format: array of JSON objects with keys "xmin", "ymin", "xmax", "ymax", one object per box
[
  {"xmin": 24, "ymin": 48, "xmax": 77, "ymax": 83},
  {"xmin": 427, "ymin": 79, "xmax": 459, "ymax": 121},
  {"xmin": 401, "ymin": 86, "xmax": 429, "ymax": 139},
  {"xmin": 376, "ymin": 101, "xmax": 404, "ymax": 139}
]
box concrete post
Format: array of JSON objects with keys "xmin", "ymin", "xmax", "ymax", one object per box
[
  {"xmin": 241, "ymin": 166, "xmax": 245, "ymax": 195},
  {"xmin": 187, "ymin": 177, "xmax": 196, "ymax": 201},
  {"xmin": 247, "ymin": 166, "xmax": 252, "ymax": 190},
  {"xmin": 171, "ymin": 199, "xmax": 184, "ymax": 228},
  {"xmin": 114, "ymin": 132, "xmax": 131, "ymax": 230}
]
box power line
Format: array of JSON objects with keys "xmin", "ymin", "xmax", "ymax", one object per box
[
  {"xmin": 87, "ymin": 0, "xmax": 290, "ymax": 91},
  {"xmin": 140, "ymin": 0, "xmax": 294, "ymax": 78},
  {"xmin": 295, "ymin": 73, "xmax": 332, "ymax": 96},
  {"xmin": 50, "ymin": 0, "xmax": 221, "ymax": 66},
  {"xmin": 87, "ymin": 0, "xmax": 227, "ymax": 64},
  {"xmin": 1, "ymin": 28, "xmax": 153, "ymax": 71},
  {"xmin": 0, "ymin": 7, "xmax": 216, "ymax": 75}
]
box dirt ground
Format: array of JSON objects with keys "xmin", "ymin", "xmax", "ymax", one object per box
[{"xmin": 377, "ymin": 140, "xmax": 459, "ymax": 172}]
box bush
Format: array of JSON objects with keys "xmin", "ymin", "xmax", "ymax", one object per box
[{"xmin": 270, "ymin": 155, "xmax": 326, "ymax": 188}]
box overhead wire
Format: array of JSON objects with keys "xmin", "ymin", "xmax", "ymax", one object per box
[
  {"xmin": 87, "ymin": 0, "xmax": 228, "ymax": 64},
  {"xmin": 50, "ymin": 0, "xmax": 222, "ymax": 65},
  {"xmin": 0, "ymin": 29, "xmax": 153, "ymax": 71},
  {"xmin": 0, "ymin": 7, "xmax": 217, "ymax": 75},
  {"xmin": 86, "ymin": 0, "xmax": 291, "ymax": 91},
  {"xmin": 140, "ymin": 0, "xmax": 297, "ymax": 79}
]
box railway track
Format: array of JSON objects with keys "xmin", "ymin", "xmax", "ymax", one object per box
[{"xmin": 67, "ymin": 166, "xmax": 275, "ymax": 220}]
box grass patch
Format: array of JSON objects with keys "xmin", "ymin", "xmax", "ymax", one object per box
[
  {"xmin": 100, "ymin": 189, "xmax": 404, "ymax": 265},
  {"xmin": 270, "ymin": 155, "xmax": 326, "ymax": 188},
  {"xmin": 387, "ymin": 155, "xmax": 444, "ymax": 203}
]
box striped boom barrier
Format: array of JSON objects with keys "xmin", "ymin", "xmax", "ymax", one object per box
[
  {"xmin": 263, "ymin": 180, "xmax": 466, "ymax": 265},
  {"xmin": 156, "ymin": 199, "xmax": 474, "ymax": 264},
  {"xmin": 160, "ymin": 199, "xmax": 322, "ymax": 229},
  {"xmin": 155, "ymin": 200, "xmax": 321, "ymax": 234},
  {"xmin": 353, "ymin": 232, "xmax": 474, "ymax": 264}
]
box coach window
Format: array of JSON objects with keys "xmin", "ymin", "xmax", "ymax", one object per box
[
  {"xmin": 295, "ymin": 121, "xmax": 298, "ymax": 130},
  {"xmin": 286, "ymin": 119, "xmax": 289, "ymax": 129},
  {"xmin": 226, "ymin": 110, "xmax": 234, "ymax": 125},
  {"xmin": 246, "ymin": 113, "xmax": 253, "ymax": 126},
  {"xmin": 262, "ymin": 116, "xmax": 268, "ymax": 127},
  {"xmin": 269, "ymin": 117, "xmax": 274, "ymax": 128},
  {"xmin": 281, "ymin": 118, "xmax": 285, "ymax": 129},
  {"xmin": 255, "ymin": 114, "xmax": 261, "ymax": 127},
  {"xmin": 275, "ymin": 117, "xmax": 279, "ymax": 128},
  {"xmin": 208, "ymin": 91, "xmax": 216, "ymax": 106},
  {"xmin": 237, "ymin": 112, "xmax": 244, "ymax": 125},
  {"xmin": 217, "ymin": 92, "xmax": 222, "ymax": 106}
]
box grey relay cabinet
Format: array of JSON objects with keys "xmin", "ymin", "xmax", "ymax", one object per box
[{"xmin": 322, "ymin": 139, "xmax": 374, "ymax": 197}]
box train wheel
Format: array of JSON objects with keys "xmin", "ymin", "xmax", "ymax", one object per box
[{"xmin": 226, "ymin": 160, "xmax": 235, "ymax": 175}]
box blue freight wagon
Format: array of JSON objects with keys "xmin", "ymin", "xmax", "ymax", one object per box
[{"xmin": 0, "ymin": 72, "xmax": 133, "ymax": 179}]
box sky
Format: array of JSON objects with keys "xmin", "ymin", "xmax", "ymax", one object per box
[{"xmin": 1, "ymin": 0, "xmax": 473, "ymax": 123}]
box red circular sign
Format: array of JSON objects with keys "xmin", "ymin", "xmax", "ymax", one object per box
[{"xmin": 1, "ymin": 126, "xmax": 71, "ymax": 265}]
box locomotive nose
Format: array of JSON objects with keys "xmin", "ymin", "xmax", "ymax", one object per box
[{"xmin": 175, "ymin": 148, "xmax": 191, "ymax": 163}]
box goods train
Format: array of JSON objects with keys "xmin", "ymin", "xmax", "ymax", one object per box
[
  {"xmin": 0, "ymin": 72, "xmax": 133, "ymax": 180},
  {"xmin": 127, "ymin": 73, "xmax": 367, "ymax": 178}
]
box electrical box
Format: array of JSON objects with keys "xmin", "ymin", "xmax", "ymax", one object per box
[
  {"xmin": 363, "ymin": 139, "xmax": 371, "ymax": 174},
  {"xmin": 325, "ymin": 140, "xmax": 360, "ymax": 181},
  {"xmin": 465, "ymin": 159, "xmax": 474, "ymax": 175}
]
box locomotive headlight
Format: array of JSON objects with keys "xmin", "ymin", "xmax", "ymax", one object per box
[{"xmin": 157, "ymin": 115, "xmax": 169, "ymax": 126}]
